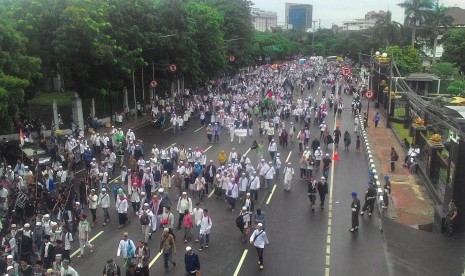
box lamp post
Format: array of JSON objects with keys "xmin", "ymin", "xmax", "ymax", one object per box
[{"xmin": 372, "ymin": 51, "xmax": 391, "ymax": 127}]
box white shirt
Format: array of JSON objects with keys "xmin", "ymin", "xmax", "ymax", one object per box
[
  {"xmin": 117, "ymin": 239, "xmax": 135, "ymax": 258},
  {"xmin": 99, "ymin": 192, "xmax": 110, "ymax": 208},
  {"xmin": 117, "ymin": 198, "xmax": 128, "ymax": 213},
  {"xmin": 199, "ymin": 215, "xmax": 212, "ymax": 235},
  {"xmin": 249, "ymin": 176, "xmax": 260, "ymax": 190},
  {"xmin": 250, "ymin": 229, "xmax": 269, "ymax": 248}
]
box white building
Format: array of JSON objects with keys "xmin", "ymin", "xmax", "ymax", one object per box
[
  {"xmin": 342, "ymin": 18, "xmax": 376, "ymax": 31},
  {"xmin": 251, "ymin": 8, "xmax": 277, "ymax": 32}
]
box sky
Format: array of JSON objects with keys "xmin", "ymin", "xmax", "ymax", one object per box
[{"xmin": 250, "ymin": 0, "xmax": 465, "ymax": 29}]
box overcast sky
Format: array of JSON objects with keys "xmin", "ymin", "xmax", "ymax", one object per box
[{"xmin": 250, "ymin": 0, "xmax": 465, "ymax": 28}]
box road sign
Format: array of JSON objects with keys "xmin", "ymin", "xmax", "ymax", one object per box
[
  {"xmin": 365, "ymin": 90, "xmax": 374, "ymax": 99},
  {"xmin": 150, "ymin": 80, "xmax": 157, "ymax": 88},
  {"xmin": 341, "ymin": 66, "xmax": 351, "ymax": 76},
  {"xmin": 168, "ymin": 64, "xmax": 177, "ymax": 72},
  {"xmin": 229, "ymin": 55, "xmax": 235, "ymax": 62}
]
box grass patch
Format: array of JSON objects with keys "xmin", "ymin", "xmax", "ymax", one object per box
[
  {"xmin": 392, "ymin": 121, "xmax": 413, "ymax": 145},
  {"xmin": 28, "ymin": 92, "xmax": 74, "ymax": 106},
  {"xmin": 394, "ymin": 108, "xmax": 406, "ymax": 117}
]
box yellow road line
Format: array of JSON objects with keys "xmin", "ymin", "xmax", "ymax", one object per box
[
  {"xmin": 149, "ymin": 251, "xmax": 163, "ymax": 268},
  {"xmin": 265, "ymin": 184, "xmax": 277, "ymax": 205},
  {"xmin": 163, "ymin": 126, "xmax": 173, "ymax": 132},
  {"xmin": 285, "ymin": 151, "xmax": 292, "ymax": 163},
  {"xmin": 194, "ymin": 125, "xmax": 206, "ymax": 132},
  {"xmin": 204, "ymin": 145, "xmax": 212, "ymax": 152},
  {"xmin": 233, "ymin": 249, "xmax": 249, "ymax": 276},
  {"xmin": 70, "ymin": 230, "xmax": 104, "ymax": 258},
  {"xmin": 244, "ymin": 148, "xmax": 251, "ymax": 156},
  {"xmin": 208, "ymin": 189, "xmax": 215, "ymax": 198}
]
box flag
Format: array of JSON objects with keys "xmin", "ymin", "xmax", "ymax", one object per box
[
  {"xmin": 264, "ymin": 90, "xmax": 272, "ymax": 105},
  {"xmin": 19, "ymin": 128, "xmax": 24, "ymax": 146}
]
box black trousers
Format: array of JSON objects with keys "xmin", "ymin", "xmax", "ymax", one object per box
[
  {"xmin": 177, "ymin": 212, "xmax": 185, "ymax": 230},
  {"xmin": 352, "ymin": 211, "xmax": 359, "ymax": 228},
  {"xmin": 390, "ymin": 161, "xmax": 395, "ymax": 172},
  {"xmin": 256, "ymin": 247, "xmax": 264, "ymax": 265},
  {"xmin": 90, "ymin": 208, "xmax": 97, "ymax": 222},
  {"xmin": 319, "ymin": 194, "xmax": 326, "ymax": 206},
  {"xmin": 118, "ymin": 213, "xmax": 127, "ymax": 225},
  {"xmin": 362, "ymin": 199, "xmax": 375, "ymax": 213}
]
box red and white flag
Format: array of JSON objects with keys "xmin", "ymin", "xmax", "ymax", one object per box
[{"xmin": 19, "ymin": 128, "xmax": 24, "ymax": 146}]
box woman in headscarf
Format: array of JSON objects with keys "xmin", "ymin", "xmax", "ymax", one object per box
[{"xmin": 217, "ymin": 150, "xmax": 227, "ymax": 166}]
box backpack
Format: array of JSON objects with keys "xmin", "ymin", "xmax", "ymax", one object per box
[
  {"xmin": 140, "ymin": 212, "xmax": 150, "ymax": 225},
  {"xmin": 236, "ymin": 214, "xmax": 245, "ymax": 229}
]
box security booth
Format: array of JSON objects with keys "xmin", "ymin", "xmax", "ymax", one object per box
[{"xmin": 404, "ymin": 73, "xmax": 438, "ymax": 97}]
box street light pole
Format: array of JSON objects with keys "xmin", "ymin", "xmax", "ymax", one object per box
[
  {"xmin": 386, "ymin": 54, "xmax": 393, "ymax": 128},
  {"xmin": 132, "ymin": 69, "xmax": 137, "ymax": 123}
]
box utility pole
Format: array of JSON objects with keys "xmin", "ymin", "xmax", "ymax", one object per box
[
  {"xmin": 312, "ymin": 20, "xmax": 317, "ymax": 55},
  {"xmin": 132, "ymin": 69, "xmax": 137, "ymax": 123},
  {"xmin": 318, "ymin": 19, "xmax": 321, "ymax": 30}
]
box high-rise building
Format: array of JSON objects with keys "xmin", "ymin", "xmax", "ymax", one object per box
[
  {"xmin": 251, "ymin": 8, "xmax": 278, "ymax": 32},
  {"xmin": 285, "ymin": 3, "xmax": 313, "ymax": 31}
]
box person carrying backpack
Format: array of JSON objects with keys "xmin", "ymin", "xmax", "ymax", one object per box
[
  {"xmin": 390, "ymin": 147, "xmax": 399, "ymax": 172},
  {"xmin": 138, "ymin": 204, "xmax": 154, "ymax": 243},
  {"xmin": 103, "ymin": 258, "xmax": 121, "ymax": 276}
]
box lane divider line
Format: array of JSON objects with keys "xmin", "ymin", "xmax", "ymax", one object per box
[
  {"xmin": 208, "ymin": 189, "xmax": 215, "ymax": 198},
  {"xmin": 265, "ymin": 184, "xmax": 277, "ymax": 205},
  {"xmin": 194, "ymin": 125, "xmax": 206, "ymax": 132},
  {"xmin": 233, "ymin": 249, "xmax": 249, "ymax": 276},
  {"xmin": 163, "ymin": 126, "xmax": 173, "ymax": 132},
  {"xmin": 324, "ymin": 95, "xmax": 340, "ymax": 276},
  {"xmin": 70, "ymin": 230, "xmax": 104, "ymax": 258},
  {"xmin": 204, "ymin": 145, "xmax": 212, "ymax": 152},
  {"xmin": 285, "ymin": 151, "xmax": 292, "ymax": 163},
  {"xmin": 149, "ymin": 251, "xmax": 163, "ymax": 268}
]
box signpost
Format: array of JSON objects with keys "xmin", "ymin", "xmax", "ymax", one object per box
[{"xmin": 150, "ymin": 80, "xmax": 158, "ymax": 88}]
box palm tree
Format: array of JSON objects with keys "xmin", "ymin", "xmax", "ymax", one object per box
[
  {"xmin": 372, "ymin": 11, "xmax": 403, "ymax": 47},
  {"xmin": 425, "ymin": 1, "xmax": 454, "ymax": 63},
  {"xmin": 398, "ymin": 0, "xmax": 434, "ymax": 47}
]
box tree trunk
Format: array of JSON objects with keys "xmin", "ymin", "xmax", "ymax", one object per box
[
  {"xmin": 432, "ymin": 35, "xmax": 438, "ymax": 64},
  {"xmin": 411, "ymin": 26, "xmax": 416, "ymax": 47}
]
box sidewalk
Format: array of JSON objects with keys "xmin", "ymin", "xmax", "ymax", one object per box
[{"xmin": 366, "ymin": 111, "xmax": 435, "ymax": 228}]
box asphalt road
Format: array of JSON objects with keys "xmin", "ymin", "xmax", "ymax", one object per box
[{"xmin": 71, "ymin": 83, "xmax": 392, "ymax": 276}]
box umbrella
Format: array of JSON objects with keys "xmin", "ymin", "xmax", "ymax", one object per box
[{"xmin": 271, "ymin": 64, "xmax": 279, "ymax": 70}]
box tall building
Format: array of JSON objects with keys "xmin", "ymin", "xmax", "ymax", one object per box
[
  {"xmin": 285, "ymin": 3, "xmax": 313, "ymax": 31},
  {"xmin": 251, "ymin": 8, "xmax": 278, "ymax": 32}
]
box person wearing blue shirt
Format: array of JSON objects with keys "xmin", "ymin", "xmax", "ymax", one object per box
[{"xmin": 184, "ymin": 246, "xmax": 200, "ymax": 276}]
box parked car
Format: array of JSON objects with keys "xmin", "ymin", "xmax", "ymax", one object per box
[{"xmin": 2, "ymin": 141, "xmax": 51, "ymax": 171}]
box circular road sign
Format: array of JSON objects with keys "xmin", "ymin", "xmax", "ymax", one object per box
[
  {"xmin": 229, "ymin": 55, "xmax": 235, "ymax": 62},
  {"xmin": 168, "ymin": 64, "xmax": 177, "ymax": 72},
  {"xmin": 365, "ymin": 90, "xmax": 374, "ymax": 99},
  {"xmin": 341, "ymin": 66, "xmax": 351, "ymax": 76},
  {"xmin": 150, "ymin": 80, "xmax": 158, "ymax": 88}
]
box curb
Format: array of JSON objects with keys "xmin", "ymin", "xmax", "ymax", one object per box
[{"xmin": 357, "ymin": 114, "xmax": 384, "ymax": 217}]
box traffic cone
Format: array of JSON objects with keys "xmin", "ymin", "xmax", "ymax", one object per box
[{"xmin": 333, "ymin": 149, "xmax": 339, "ymax": 161}]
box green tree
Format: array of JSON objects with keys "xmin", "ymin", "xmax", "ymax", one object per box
[
  {"xmin": 186, "ymin": 2, "xmax": 226, "ymax": 81},
  {"xmin": 441, "ymin": 28, "xmax": 465, "ymax": 73},
  {"xmin": 398, "ymin": 0, "xmax": 434, "ymax": 47},
  {"xmin": 372, "ymin": 11, "xmax": 403, "ymax": 47},
  {"xmin": 416, "ymin": 1, "xmax": 454, "ymax": 62},
  {"xmin": 386, "ymin": 45, "xmax": 422, "ymax": 75},
  {"xmin": 446, "ymin": 81, "xmax": 465, "ymax": 95},
  {"xmin": 0, "ymin": 19, "xmax": 41, "ymax": 132},
  {"xmin": 430, "ymin": 62, "xmax": 460, "ymax": 80}
]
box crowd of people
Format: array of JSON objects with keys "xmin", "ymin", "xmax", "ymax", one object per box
[{"xmin": 0, "ymin": 56, "xmax": 391, "ymax": 275}]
